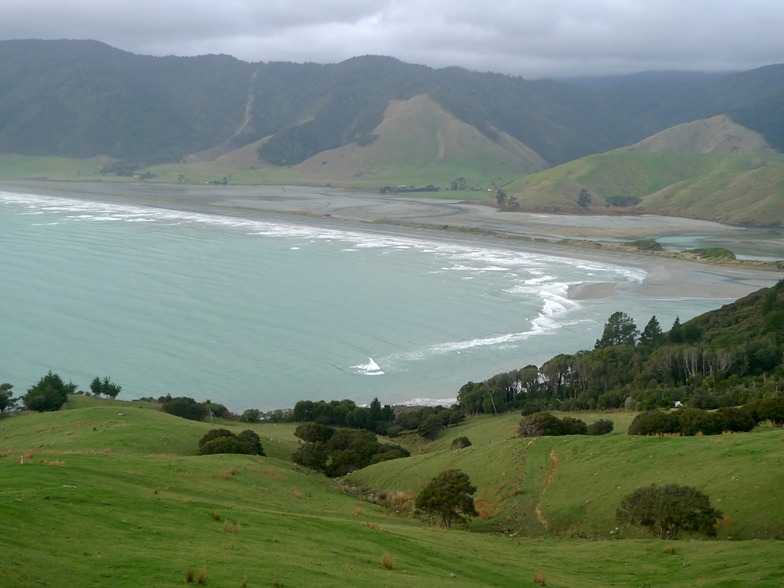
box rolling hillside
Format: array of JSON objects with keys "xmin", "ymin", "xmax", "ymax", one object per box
[
  {"xmin": 157, "ymin": 94, "xmax": 547, "ymax": 189},
  {"xmin": 504, "ymin": 116, "xmax": 784, "ymax": 225},
  {"xmin": 2, "ymin": 396, "xmax": 783, "ymax": 587},
  {"xmin": 2, "ymin": 40, "xmax": 784, "ymax": 224}
]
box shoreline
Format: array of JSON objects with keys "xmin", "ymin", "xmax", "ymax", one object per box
[
  {"xmin": 2, "ymin": 179, "xmax": 781, "ymax": 302},
  {"xmin": 566, "ymin": 282, "xmax": 617, "ymax": 300}
]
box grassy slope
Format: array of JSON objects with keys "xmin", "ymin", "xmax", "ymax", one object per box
[
  {"xmin": 3, "ymin": 113, "xmax": 783, "ymax": 227},
  {"xmin": 350, "ymin": 411, "xmax": 784, "ymax": 541},
  {"xmin": 0, "ymin": 155, "xmax": 114, "ymax": 182},
  {"xmin": 0, "ymin": 95, "xmax": 544, "ymax": 193},
  {"xmin": 2, "ymin": 399, "xmax": 783, "ymax": 587},
  {"xmin": 151, "ymin": 95, "xmax": 546, "ymax": 190},
  {"xmin": 503, "ymin": 132, "xmax": 784, "ymax": 226}
]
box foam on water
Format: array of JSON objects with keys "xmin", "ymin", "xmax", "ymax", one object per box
[
  {"xmin": 351, "ymin": 357, "xmax": 385, "ymax": 376},
  {"xmin": 0, "ymin": 189, "xmax": 711, "ymax": 411}
]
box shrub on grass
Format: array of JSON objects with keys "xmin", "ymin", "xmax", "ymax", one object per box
[
  {"xmin": 451, "ymin": 436, "xmax": 472, "ymax": 449},
  {"xmin": 586, "ymin": 419, "xmax": 614, "ymax": 435},
  {"xmin": 162, "ymin": 396, "xmax": 209, "ymax": 421},
  {"xmin": 520, "ymin": 400, "xmax": 545, "ymax": 416},
  {"xmin": 518, "ymin": 412, "xmax": 564, "ymax": 437},
  {"xmin": 560, "ymin": 416, "xmax": 588, "ymax": 435},
  {"xmin": 294, "ymin": 422, "xmax": 335, "ymax": 443},
  {"xmin": 380, "ymin": 552, "xmax": 395, "ymax": 570},
  {"xmin": 198, "ymin": 429, "xmax": 265, "ymax": 456},
  {"xmin": 201, "ymin": 436, "xmax": 244, "ymax": 455},
  {"xmin": 715, "ymin": 407, "xmax": 756, "ymax": 432},
  {"xmin": 758, "ymin": 396, "xmax": 784, "ymax": 427},
  {"xmin": 629, "ymin": 407, "xmax": 758, "ymax": 436},
  {"xmin": 237, "ymin": 430, "xmax": 265, "ymax": 455},
  {"xmin": 627, "ymin": 410, "xmax": 681, "ymax": 435},
  {"xmin": 616, "ymin": 483, "xmax": 722, "ymax": 539},
  {"xmin": 199, "ymin": 429, "xmax": 235, "ymax": 448}
]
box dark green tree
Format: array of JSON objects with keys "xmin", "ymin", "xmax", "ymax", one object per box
[
  {"xmin": 669, "ymin": 316, "xmax": 684, "ymax": 343},
  {"xmin": 23, "ymin": 372, "xmax": 76, "ymax": 412},
  {"xmin": 199, "ymin": 428, "xmax": 236, "ymax": 449},
  {"xmin": 237, "ymin": 430, "xmax": 265, "ymax": 455},
  {"xmin": 595, "ymin": 311, "xmax": 638, "ymax": 348},
  {"xmin": 639, "ymin": 316, "xmax": 663, "ymax": 348},
  {"xmin": 295, "ymin": 422, "xmax": 335, "ymax": 444},
  {"xmin": 617, "ymin": 484, "xmax": 722, "ymax": 539},
  {"xmin": 415, "ymin": 469, "xmax": 479, "ymax": 528},
  {"xmin": 292, "ymin": 442, "xmax": 329, "ymax": 471},
  {"xmin": 0, "ymin": 383, "xmax": 16, "ymax": 413},
  {"xmin": 496, "ymin": 189, "xmax": 507, "ymax": 209},
  {"xmin": 198, "ymin": 428, "xmax": 265, "ymax": 455},
  {"xmin": 586, "ymin": 418, "xmax": 614, "ymax": 435},
  {"xmin": 90, "ymin": 376, "xmax": 122, "ymax": 398},
  {"xmin": 758, "ymin": 396, "xmax": 784, "ymax": 427},
  {"xmin": 628, "ymin": 410, "xmax": 682, "ymax": 435},
  {"xmin": 518, "ymin": 412, "xmax": 565, "ymax": 437},
  {"xmin": 418, "ymin": 413, "xmax": 445, "ymax": 440},
  {"xmin": 240, "ymin": 408, "xmax": 261, "ymax": 423},
  {"xmin": 200, "ymin": 435, "xmax": 244, "ymax": 455},
  {"xmin": 161, "ymin": 396, "xmax": 209, "ymax": 421}
]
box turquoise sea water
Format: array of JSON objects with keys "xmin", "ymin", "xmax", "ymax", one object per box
[{"xmin": 0, "ymin": 190, "xmax": 750, "ymax": 411}]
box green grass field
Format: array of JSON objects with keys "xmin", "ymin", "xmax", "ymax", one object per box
[{"xmin": 1, "ymin": 398, "xmax": 783, "ymax": 587}]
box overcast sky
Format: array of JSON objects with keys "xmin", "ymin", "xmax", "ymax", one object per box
[{"xmin": 1, "ymin": 0, "xmax": 782, "ymax": 78}]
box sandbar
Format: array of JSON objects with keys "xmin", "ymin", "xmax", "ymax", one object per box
[{"xmin": 2, "ymin": 179, "xmax": 781, "ymax": 301}]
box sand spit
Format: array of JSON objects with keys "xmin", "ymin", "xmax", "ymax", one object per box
[{"xmin": 2, "ymin": 180, "xmax": 780, "ymax": 302}]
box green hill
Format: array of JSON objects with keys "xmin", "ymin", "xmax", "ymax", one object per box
[
  {"xmin": 348, "ymin": 411, "xmax": 784, "ymax": 541},
  {"xmin": 2, "ymin": 396, "xmax": 783, "ymax": 587},
  {"xmin": 3, "ymin": 40, "xmax": 784, "ymax": 223},
  {"xmin": 152, "ymin": 94, "xmax": 547, "ymax": 189},
  {"xmin": 504, "ymin": 117, "xmax": 784, "ymax": 225}
]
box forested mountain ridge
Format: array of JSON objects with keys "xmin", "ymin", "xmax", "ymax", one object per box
[
  {"xmin": 3, "ymin": 40, "xmax": 784, "ymax": 225},
  {"xmin": 457, "ymin": 280, "xmax": 784, "ymax": 415},
  {"xmin": 2, "ymin": 39, "xmax": 784, "ymax": 168}
]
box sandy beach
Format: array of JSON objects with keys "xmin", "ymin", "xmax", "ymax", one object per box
[{"xmin": 2, "ymin": 179, "xmax": 781, "ymax": 302}]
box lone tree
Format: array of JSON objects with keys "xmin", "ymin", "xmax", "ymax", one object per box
[
  {"xmin": 638, "ymin": 315, "xmax": 663, "ymax": 348},
  {"xmin": 595, "ymin": 311, "xmax": 638, "ymax": 348},
  {"xmin": 758, "ymin": 396, "xmax": 784, "ymax": 427},
  {"xmin": 616, "ymin": 484, "xmax": 722, "ymax": 539},
  {"xmin": 415, "ymin": 469, "xmax": 478, "ymax": 528},
  {"xmin": 0, "ymin": 383, "xmax": 16, "ymax": 413},
  {"xmin": 23, "ymin": 371, "xmax": 76, "ymax": 412}
]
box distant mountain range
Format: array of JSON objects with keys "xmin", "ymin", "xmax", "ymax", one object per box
[{"xmin": 2, "ymin": 39, "xmax": 783, "ymax": 225}]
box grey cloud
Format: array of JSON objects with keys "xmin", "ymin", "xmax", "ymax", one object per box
[{"xmin": 1, "ymin": 0, "xmax": 782, "ymax": 77}]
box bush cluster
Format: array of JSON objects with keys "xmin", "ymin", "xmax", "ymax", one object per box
[
  {"xmin": 198, "ymin": 428, "xmax": 265, "ymax": 456},
  {"xmin": 518, "ymin": 412, "xmax": 614, "ymax": 437},
  {"xmin": 292, "ymin": 423, "xmax": 409, "ymax": 477},
  {"xmin": 628, "ymin": 407, "xmax": 756, "ymax": 436}
]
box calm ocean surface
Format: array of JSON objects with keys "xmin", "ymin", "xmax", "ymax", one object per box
[{"xmin": 0, "ymin": 190, "xmax": 742, "ymax": 411}]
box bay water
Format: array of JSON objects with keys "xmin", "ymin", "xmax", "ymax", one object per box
[{"xmin": 0, "ymin": 190, "xmax": 751, "ymax": 411}]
